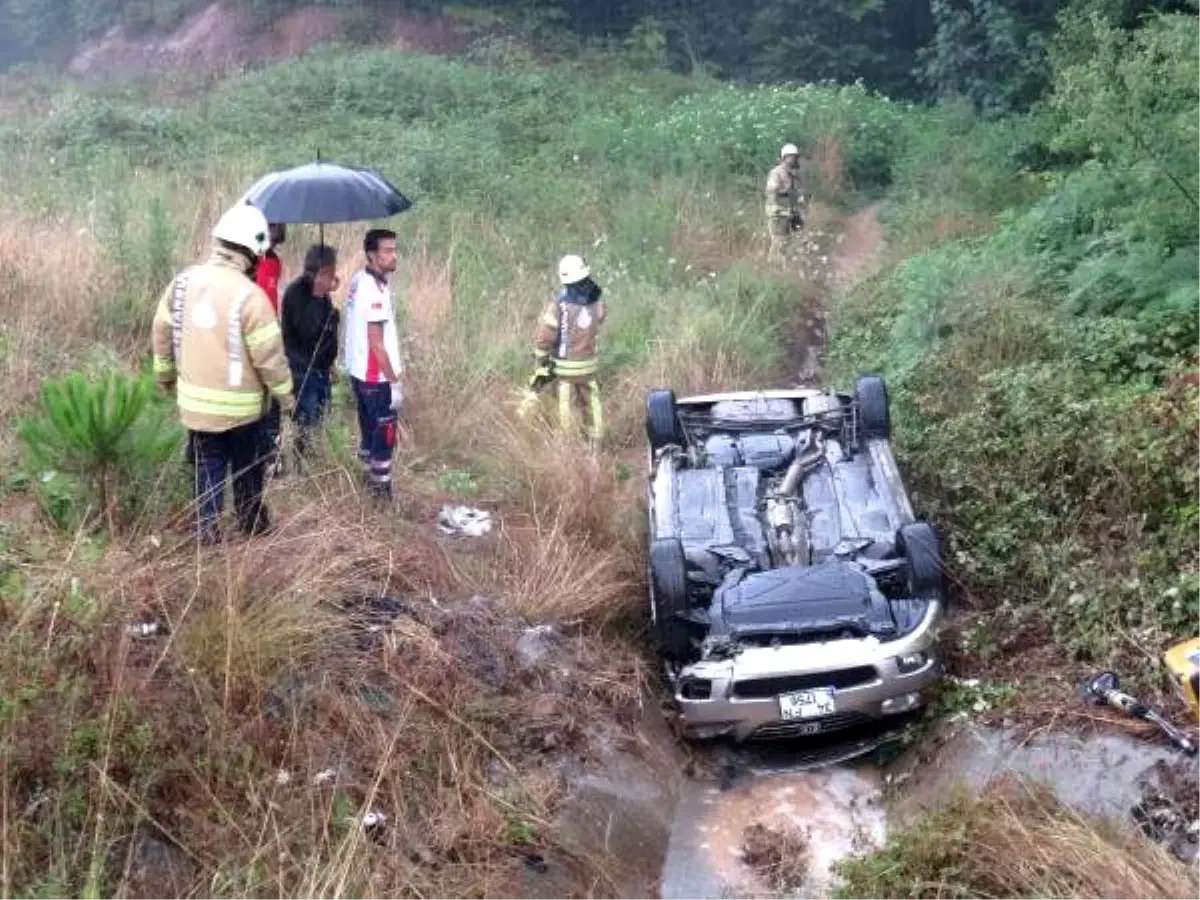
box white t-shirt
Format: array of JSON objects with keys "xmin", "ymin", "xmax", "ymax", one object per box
[{"xmin": 344, "ymin": 269, "xmax": 402, "ymax": 383}]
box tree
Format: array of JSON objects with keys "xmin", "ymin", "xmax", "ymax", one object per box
[{"xmin": 918, "ymin": 0, "xmax": 1056, "ymax": 116}]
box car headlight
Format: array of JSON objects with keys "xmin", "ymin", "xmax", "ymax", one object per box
[
  {"xmin": 895, "ymin": 651, "xmax": 928, "ymax": 674},
  {"xmin": 679, "ymin": 677, "xmax": 713, "ymax": 700}
]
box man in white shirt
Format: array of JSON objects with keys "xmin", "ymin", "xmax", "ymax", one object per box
[{"xmin": 344, "ymin": 228, "xmax": 405, "ymax": 501}]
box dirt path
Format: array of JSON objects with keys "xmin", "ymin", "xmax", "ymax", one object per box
[
  {"xmin": 790, "ymin": 202, "xmax": 886, "ymax": 385},
  {"xmin": 829, "ymin": 202, "xmax": 886, "ymax": 293}
]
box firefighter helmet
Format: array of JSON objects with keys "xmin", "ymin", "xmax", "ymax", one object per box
[
  {"xmin": 558, "ymin": 254, "xmax": 591, "ymax": 285},
  {"xmin": 212, "ymin": 202, "xmax": 270, "ymax": 258}
]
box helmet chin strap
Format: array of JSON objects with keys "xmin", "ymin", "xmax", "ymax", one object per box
[{"xmin": 215, "ymin": 238, "xmax": 259, "ymax": 274}]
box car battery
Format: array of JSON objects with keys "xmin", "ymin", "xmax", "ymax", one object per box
[{"xmin": 1163, "ymin": 636, "xmax": 1199, "ymax": 717}]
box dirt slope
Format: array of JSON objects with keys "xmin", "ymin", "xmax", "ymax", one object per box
[{"xmin": 66, "ymin": 3, "xmax": 473, "ymax": 81}]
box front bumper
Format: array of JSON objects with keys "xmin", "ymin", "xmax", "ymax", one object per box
[{"xmin": 674, "ymin": 607, "xmax": 942, "ymax": 742}]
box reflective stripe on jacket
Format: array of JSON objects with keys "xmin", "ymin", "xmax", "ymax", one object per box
[
  {"xmin": 534, "ymin": 292, "xmax": 607, "ymax": 384},
  {"xmin": 151, "ymin": 245, "xmax": 293, "ymax": 433}
]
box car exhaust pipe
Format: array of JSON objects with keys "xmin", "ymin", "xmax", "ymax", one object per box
[{"xmin": 779, "ymin": 429, "xmax": 824, "ymax": 497}]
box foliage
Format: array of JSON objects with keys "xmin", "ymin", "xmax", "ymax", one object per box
[
  {"xmin": 16, "ymin": 371, "xmax": 182, "ymax": 531},
  {"xmin": 918, "ymin": 0, "xmax": 1054, "ymax": 116},
  {"xmin": 826, "ymin": 8, "xmax": 1199, "ymax": 674}
]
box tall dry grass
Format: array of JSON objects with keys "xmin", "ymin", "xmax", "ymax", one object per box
[
  {"xmin": 0, "ymin": 215, "xmax": 113, "ymax": 421},
  {"xmin": 0, "ymin": 461, "xmax": 653, "ymax": 897},
  {"xmin": 0, "ymin": 148, "xmax": 841, "ymax": 898},
  {"xmin": 835, "ymin": 778, "xmax": 1199, "ymax": 899}
]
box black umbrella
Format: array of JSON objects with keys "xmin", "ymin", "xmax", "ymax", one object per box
[{"xmin": 240, "ymin": 158, "xmax": 412, "ymax": 242}]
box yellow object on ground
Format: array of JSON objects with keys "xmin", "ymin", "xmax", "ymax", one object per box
[{"xmin": 1163, "ymin": 636, "xmax": 1200, "ymax": 716}]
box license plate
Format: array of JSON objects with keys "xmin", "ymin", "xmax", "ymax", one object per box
[{"xmin": 779, "ymin": 687, "xmax": 836, "ymax": 720}]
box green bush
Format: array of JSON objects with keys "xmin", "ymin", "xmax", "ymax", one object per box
[{"xmin": 16, "ymin": 371, "xmax": 183, "ymax": 532}]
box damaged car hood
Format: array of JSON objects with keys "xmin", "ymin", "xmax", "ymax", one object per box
[{"xmin": 715, "ymin": 561, "xmax": 908, "ymax": 640}]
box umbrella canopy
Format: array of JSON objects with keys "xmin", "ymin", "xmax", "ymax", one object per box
[{"xmin": 240, "ymin": 161, "xmax": 412, "ymax": 225}]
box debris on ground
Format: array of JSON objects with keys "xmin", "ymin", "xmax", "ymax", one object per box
[
  {"xmin": 346, "ymin": 810, "xmax": 389, "ymax": 844},
  {"xmin": 1133, "ymin": 758, "xmax": 1200, "ymax": 864},
  {"xmin": 437, "ymin": 504, "xmax": 493, "ymax": 536},
  {"xmin": 741, "ymin": 820, "xmax": 811, "ymax": 893},
  {"xmin": 125, "ymin": 620, "xmax": 168, "ymax": 637}
]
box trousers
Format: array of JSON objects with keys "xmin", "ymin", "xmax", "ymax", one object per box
[
  {"xmin": 290, "ymin": 365, "xmax": 332, "ymax": 462},
  {"xmin": 191, "ymin": 419, "xmax": 271, "ymax": 543},
  {"xmin": 351, "ymin": 377, "xmax": 397, "ymax": 500},
  {"xmin": 557, "ymin": 378, "xmax": 604, "ymax": 443}
]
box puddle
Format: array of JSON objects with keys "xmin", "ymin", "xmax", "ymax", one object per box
[
  {"xmin": 660, "ymin": 757, "xmax": 887, "ymax": 899},
  {"xmin": 662, "ymin": 766, "xmax": 885, "ymax": 899},
  {"xmin": 656, "ymin": 721, "xmax": 1194, "ymax": 899},
  {"xmin": 891, "ymin": 721, "xmax": 1187, "ymax": 827}
]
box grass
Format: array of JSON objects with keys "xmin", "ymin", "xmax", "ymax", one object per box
[
  {"xmin": 833, "ymin": 779, "xmax": 1199, "ymax": 899},
  {"xmin": 0, "ymin": 18, "xmax": 1193, "ymax": 896},
  {"xmin": 0, "ymin": 41, "xmax": 863, "ymax": 896}
]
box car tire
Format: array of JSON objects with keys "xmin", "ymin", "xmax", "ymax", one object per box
[
  {"xmin": 855, "ymin": 374, "xmax": 890, "ymax": 441},
  {"xmin": 897, "ymin": 521, "xmax": 945, "ymax": 603},
  {"xmin": 649, "ymin": 538, "xmax": 692, "ymax": 661},
  {"xmin": 646, "ymin": 389, "xmax": 684, "ymax": 454}
]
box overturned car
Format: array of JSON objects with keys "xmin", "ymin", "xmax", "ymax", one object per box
[{"xmin": 643, "ymin": 376, "xmax": 945, "ymax": 742}]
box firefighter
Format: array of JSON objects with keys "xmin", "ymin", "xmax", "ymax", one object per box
[
  {"xmin": 765, "ymin": 142, "xmax": 805, "ymax": 264},
  {"xmin": 151, "ymin": 202, "xmax": 295, "ymax": 545},
  {"xmin": 530, "ymin": 254, "xmax": 607, "ymax": 443}
]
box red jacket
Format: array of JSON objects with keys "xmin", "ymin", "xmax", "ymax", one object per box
[{"xmin": 256, "ymin": 250, "xmax": 283, "ymax": 315}]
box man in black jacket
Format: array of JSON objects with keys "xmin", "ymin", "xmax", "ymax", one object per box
[{"xmin": 281, "ymin": 244, "xmax": 340, "ymax": 468}]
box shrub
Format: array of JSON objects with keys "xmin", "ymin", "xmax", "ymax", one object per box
[{"xmin": 16, "ymin": 371, "xmax": 183, "ymax": 531}]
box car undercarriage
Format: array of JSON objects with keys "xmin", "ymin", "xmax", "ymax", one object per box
[{"xmin": 643, "ymin": 377, "xmax": 946, "ymax": 742}]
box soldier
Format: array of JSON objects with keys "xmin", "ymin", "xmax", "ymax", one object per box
[
  {"xmin": 151, "ymin": 202, "xmax": 294, "ymax": 545},
  {"xmin": 528, "ymin": 254, "xmax": 607, "ymax": 444},
  {"xmin": 765, "ymin": 142, "xmax": 805, "ymax": 264}
]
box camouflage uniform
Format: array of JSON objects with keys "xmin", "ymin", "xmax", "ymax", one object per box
[
  {"xmin": 765, "ymin": 161, "xmax": 804, "ymax": 264},
  {"xmin": 534, "ymin": 285, "xmax": 607, "ymax": 442}
]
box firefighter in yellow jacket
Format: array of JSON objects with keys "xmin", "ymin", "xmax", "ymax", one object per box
[
  {"xmin": 530, "ymin": 254, "xmax": 607, "ymax": 443},
  {"xmin": 151, "ymin": 202, "xmax": 294, "ymax": 544},
  {"xmin": 765, "ymin": 142, "xmax": 805, "ymax": 264}
]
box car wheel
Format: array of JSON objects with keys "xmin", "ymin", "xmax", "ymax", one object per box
[
  {"xmin": 649, "ymin": 538, "xmax": 693, "ymax": 661},
  {"xmin": 897, "ymin": 521, "xmax": 945, "ymax": 603},
  {"xmin": 646, "ymin": 389, "xmax": 684, "ymax": 454},
  {"xmin": 855, "ymin": 374, "xmax": 890, "ymax": 441}
]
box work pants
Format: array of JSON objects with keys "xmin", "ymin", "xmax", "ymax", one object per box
[
  {"xmin": 191, "ymin": 419, "xmax": 271, "ymax": 544},
  {"xmin": 767, "ymin": 215, "xmax": 795, "ymax": 264},
  {"xmin": 557, "ymin": 378, "xmax": 604, "ymax": 443}
]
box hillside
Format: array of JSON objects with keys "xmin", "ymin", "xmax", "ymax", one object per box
[{"xmin": 0, "ymin": 1, "xmax": 1197, "ymax": 897}]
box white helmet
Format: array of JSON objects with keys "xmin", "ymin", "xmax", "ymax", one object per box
[
  {"xmin": 212, "ymin": 202, "xmax": 270, "ymax": 258},
  {"xmin": 780, "ymin": 143, "xmax": 799, "ymax": 159},
  {"xmin": 558, "ymin": 254, "xmax": 590, "ymax": 285}
]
